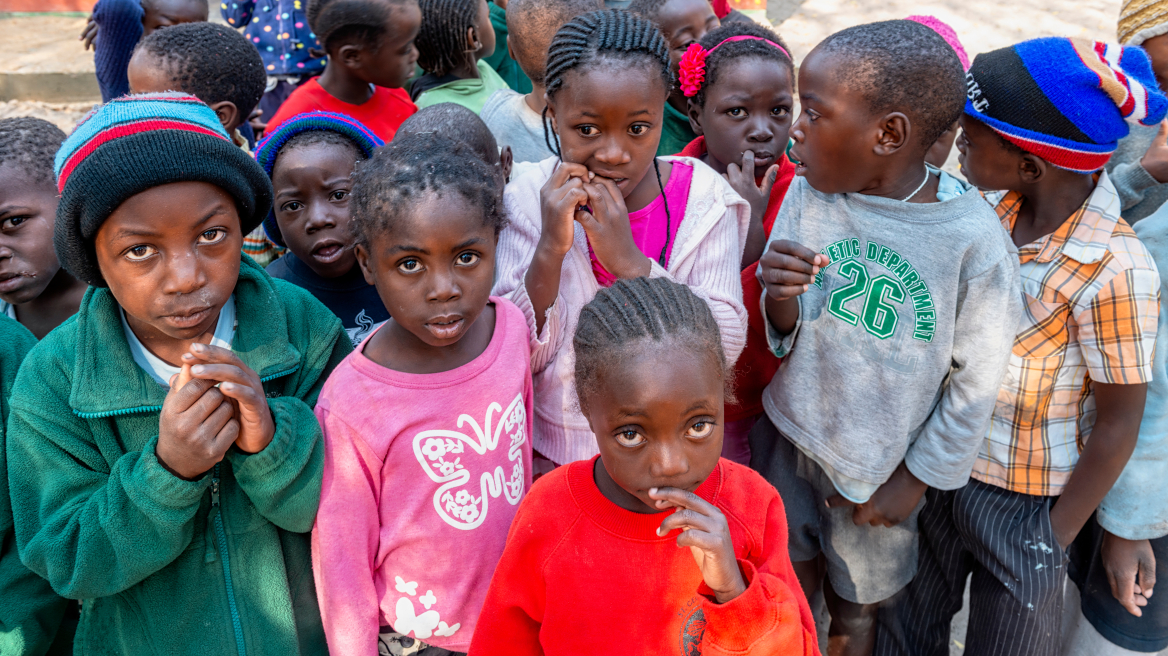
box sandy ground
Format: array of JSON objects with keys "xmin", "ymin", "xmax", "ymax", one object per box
[{"xmin": 0, "ymin": 15, "xmax": 92, "ymax": 74}]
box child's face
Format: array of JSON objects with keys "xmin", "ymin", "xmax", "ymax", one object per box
[
  {"xmin": 547, "ymin": 64, "xmax": 668, "ymax": 199},
  {"xmin": 1142, "ymin": 33, "xmax": 1168, "ymax": 93},
  {"xmin": 95, "ymin": 181, "xmax": 241, "ymax": 343},
  {"xmin": 355, "ymin": 191, "xmax": 496, "ymax": 348},
  {"xmin": 361, "ymin": 2, "xmax": 422, "ymax": 89},
  {"xmin": 955, "ymin": 115, "xmax": 1023, "ymax": 191},
  {"xmin": 473, "ymin": 0, "xmax": 496, "ymax": 61},
  {"xmin": 140, "ymin": 0, "xmax": 207, "ymax": 36},
  {"xmin": 0, "ymin": 166, "xmax": 64, "ymax": 306},
  {"xmin": 584, "ymin": 340, "xmax": 724, "ymax": 514},
  {"xmin": 271, "ymin": 141, "xmax": 359, "ymax": 279},
  {"xmin": 655, "ymin": 0, "xmax": 719, "ymax": 80},
  {"xmin": 691, "ymin": 57, "xmax": 793, "ymax": 176},
  {"xmin": 789, "ymin": 48, "xmax": 886, "ymax": 194}
]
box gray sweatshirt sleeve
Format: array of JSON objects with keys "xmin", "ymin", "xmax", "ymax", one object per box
[
  {"xmin": 904, "ymin": 245, "xmax": 1021, "ymax": 490},
  {"xmin": 1111, "ymin": 159, "xmax": 1161, "ymax": 211}
]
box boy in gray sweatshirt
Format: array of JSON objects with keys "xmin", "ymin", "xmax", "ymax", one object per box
[{"xmin": 748, "ymin": 20, "xmax": 1020, "ymax": 654}]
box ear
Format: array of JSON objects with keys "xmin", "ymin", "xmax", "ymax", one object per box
[
  {"xmin": 1018, "ymin": 153, "xmax": 1047, "ymax": 185},
  {"xmin": 687, "ymin": 98, "xmax": 705, "ymax": 136},
  {"xmin": 507, "ymin": 38, "xmax": 516, "ymax": 62},
  {"xmin": 467, "ymin": 25, "xmax": 481, "ymax": 53},
  {"xmin": 354, "ymin": 242, "xmax": 377, "ymax": 286},
  {"xmin": 873, "ymin": 112, "xmax": 911, "ymax": 157},
  {"xmin": 545, "ymin": 94, "xmax": 558, "ymax": 134},
  {"xmin": 208, "ymin": 101, "xmax": 240, "ymax": 132},
  {"xmin": 499, "ymin": 145, "xmax": 513, "ymax": 183},
  {"xmin": 338, "ymin": 43, "xmax": 364, "ymax": 71}
]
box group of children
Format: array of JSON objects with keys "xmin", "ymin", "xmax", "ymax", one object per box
[{"xmin": 2, "ymin": 0, "xmax": 1168, "ymax": 655}]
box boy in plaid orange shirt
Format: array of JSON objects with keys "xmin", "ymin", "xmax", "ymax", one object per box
[{"xmin": 876, "ymin": 38, "xmax": 1166, "ymax": 656}]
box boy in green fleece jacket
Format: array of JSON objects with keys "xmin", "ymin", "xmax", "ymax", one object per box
[
  {"xmin": 5, "ymin": 92, "xmax": 351, "ymax": 655},
  {"xmin": 0, "ymin": 313, "xmax": 71, "ymax": 656}
]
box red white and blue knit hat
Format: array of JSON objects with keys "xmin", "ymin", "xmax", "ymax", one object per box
[
  {"xmin": 53, "ymin": 92, "xmax": 273, "ymax": 286},
  {"xmin": 253, "ymin": 111, "xmax": 383, "ymax": 247},
  {"xmin": 964, "ymin": 37, "xmax": 1168, "ymax": 173}
]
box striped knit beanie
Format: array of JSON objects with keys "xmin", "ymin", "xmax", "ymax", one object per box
[
  {"xmin": 253, "ymin": 111, "xmax": 383, "ymax": 247},
  {"xmin": 964, "ymin": 37, "xmax": 1168, "ymax": 173},
  {"xmin": 54, "ymin": 93, "xmax": 273, "ymax": 287},
  {"xmin": 1119, "ymin": 0, "xmax": 1168, "ymax": 46}
]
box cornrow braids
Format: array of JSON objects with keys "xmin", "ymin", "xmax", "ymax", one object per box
[
  {"xmin": 308, "ymin": 0, "xmax": 405, "ymax": 52},
  {"xmin": 349, "ymin": 131, "xmax": 506, "ymax": 248},
  {"xmin": 136, "ymin": 22, "xmax": 266, "ymax": 119},
  {"xmin": 691, "ymin": 22, "xmax": 794, "ymax": 109},
  {"xmin": 540, "ymin": 9, "xmax": 671, "ymax": 158},
  {"xmin": 415, "ymin": 0, "xmax": 480, "ymax": 77},
  {"xmin": 0, "ymin": 117, "xmax": 67, "ymax": 187},
  {"xmin": 573, "ymin": 277, "xmax": 729, "ymax": 407}
]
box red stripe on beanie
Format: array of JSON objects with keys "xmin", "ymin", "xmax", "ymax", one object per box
[
  {"xmin": 996, "ymin": 130, "xmax": 1113, "ymax": 173},
  {"xmin": 58, "ymin": 119, "xmax": 229, "ymax": 192}
]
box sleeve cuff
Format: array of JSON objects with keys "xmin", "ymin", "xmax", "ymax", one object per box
[
  {"xmin": 698, "ymin": 560, "xmax": 778, "ymax": 650},
  {"xmin": 226, "ymin": 396, "xmax": 316, "ymax": 478},
  {"xmin": 138, "ymin": 435, "xmax": 211, "ymax": 508},
  {"xmin": 762, "ymin": 289, "xmax": 800, "ymax": 358},
  {"xmin": 648, "ymin": 259, "xmax": 676, "ymax": 281}
]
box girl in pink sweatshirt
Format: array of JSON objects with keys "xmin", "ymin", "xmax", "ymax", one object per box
[
  {"xmin": 494, "ymin": 10, "xmax": 750, "ymax": 470},
  {"xmin": 312, "ymin": 133, "xmax": 533, "ymax": 655}
]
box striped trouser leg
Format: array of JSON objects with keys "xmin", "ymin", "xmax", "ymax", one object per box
[{"xmin": 875, "ymin": 487, "xmax": 974, "ymax": 656}]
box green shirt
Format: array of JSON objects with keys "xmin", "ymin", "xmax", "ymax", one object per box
[
  {"xmin": 6, "ymin": 257, "xmax": 351, "ymax": 656},
  {"xmin": 658, "ymin": 100, "xmax": 697, "ymax": 157},
  {"xmin": 415, "ymin": 60, "xmax": 511, "ymax": 114},
  {"xmin": 483, "ymin": 1, "xmax": 532, "ymax": 95}
]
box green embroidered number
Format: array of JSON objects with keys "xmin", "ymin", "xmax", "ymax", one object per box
[
  {"xmin": 827, "ymin": 260, "xmax": 869, "ymax": 326},
  {"xmin": 862, "ymin": 276, "xmax": 904, "ymax": 339}
]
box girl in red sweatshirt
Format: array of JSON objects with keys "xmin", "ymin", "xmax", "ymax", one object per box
[
  {"xmin": 675, "ymin": 22, "xmax": 797, "ymax": 465},
  {"xmin": 468, "ymin": 277, "xmax": 818, "ymax": 656}
]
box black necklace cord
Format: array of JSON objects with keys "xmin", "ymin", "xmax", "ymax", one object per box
[{"xmin": 654, "ymin": 158, "xmax": 673, "ymax": 267}]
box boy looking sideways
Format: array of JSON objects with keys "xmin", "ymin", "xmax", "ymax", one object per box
[
  {"xmin": 877, "ymin": 38, "xmax": 1166, "ymax": 656},
  {"xmin": 0, "ymin": 118, "xmax": 87, "ymax": 340},
  {"xmin": 752, "ymin": 20, "xmax": 1020, "ymax": 656},
  {"xmin": 5, "ymin": 93, "xmax": 350, "ymax": 655},
  {"xmin": 629, "ymin": 0, "xmax": 721, "ymax": 156}
]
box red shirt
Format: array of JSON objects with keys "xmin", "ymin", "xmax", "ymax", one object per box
[
  {"xmin": 265, "ymin": 77, "xmax": 417, "ymax": 142},
  {"xmin": 678, "ymin": 137, "xmax": 796, "ymax": 421},
  {"xmin": 468, "ymin": 457, "xmax": 818, "ymax": 656}
]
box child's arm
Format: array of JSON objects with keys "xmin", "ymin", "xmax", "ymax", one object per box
[
  {"xmin": 759, "ymin": 240, "xmax": 826, "ymax": 341},
  {"xmin": 650, "ymin": 486, "xmax": 817, "ymax": 655},
  {"xmin": 1111, "ymin": 120, "xmax": 1168, "ymax": 211},
  {"xmin": 89, "ymin": 0, "xmax": 144, "ymax": 102},
  {"xmin": 221, "ymin": 0, "xmax": 257, "ymax": 29},
  {"xmin": 311, "ymin": 404, "xmax": 384, "ymax": 654}
]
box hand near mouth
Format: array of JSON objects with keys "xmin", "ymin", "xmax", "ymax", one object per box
[
  {"xmin": 651, "ymin": 486, "xmax": 747, "ymax": 604},
  {"xmin": 726, "ymin": 150, "xmax": 780, "ymax": 267},
  {"xmin": 578, "ymin": 177, "xmax": 650, "ymax": 280},
  {"xmin": 539, "ymin": 162, "xmax": 591, "ymax": 258},
  {"xmin": 182, "ymin": 343, "xmax": 275, "ymax": 455}
]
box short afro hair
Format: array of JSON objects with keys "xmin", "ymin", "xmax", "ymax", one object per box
[
  {"xmin": 0, "ymin": 117, "xmax": 67, "ymax": 187},
  {"xmin": 136, "ymin": 22, "xmax": 266, "ymax": 118},
  {"xmin": 349, "ymin": 131, "xmax": 506, "ymax": 248},
  {"xmin": 817, "ymin": 19, "xmax": 965, "ymax": 148},
  {"xmin": 691, "ymin": 21, "xmax": 793, "ymax": 108},
  {"xmin": 308, "ymin": 0, "xmax": 409, "ymax": 52},
  {"xmin": 396, "ymin": 102, "xmax": 499, "ymax": 165},
  {"xmin": 506, "ymin": 0, "xmax": 601, "ymax": 87},
  {"xmin": 626, "ymin": 0, "xmax": 669, "ymax": 20}
]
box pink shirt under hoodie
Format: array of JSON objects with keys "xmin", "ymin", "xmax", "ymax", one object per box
[{"xmin": 312, "ymin": 298, "xmax": 533, "ymax": 654}]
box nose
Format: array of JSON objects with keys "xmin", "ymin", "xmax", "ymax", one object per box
[
  {"xmin": 304, "ymin": 201, "xmax": 338, "ymax": 233},
  {"xmin": 592, "ymin": 135, "xmax": 630, "ymax": 167},
  {"xmin": 791, "ymin": 112, "xmax": 807, "ymax": 143},
  {"xmin": 746, "ymin": 118, "xmax": 774, "ymax": 144},
  {"xmin": 426, "ymin": 262, "xmax": 461, "ymax": 304},
  {"xmin": 648, "ymin": 441, "xmax": 689, "ymax": 481},
  {"xmin": 162, "ymin": 248, "xmax": 206, "ymax": 295}
]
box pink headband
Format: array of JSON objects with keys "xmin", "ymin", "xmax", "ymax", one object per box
[{"xmin": 678, "ymin": 36, "xmax": 791, "ymax": 97}]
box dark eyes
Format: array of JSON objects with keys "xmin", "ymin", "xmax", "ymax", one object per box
[
  {"xmin": 0, "ymin": 216, "xmax": 28, "ymax": 230},
  {"xmin": 615, "ymin": 429, "xmax": 646, "ymax": 447},
  {"xmin": 281, "ymin": 201, "xmax": 304, "ymax": 212},
  {"xmin": 629, "ymin": 124, "xmax": 649, "ymax": 136},
  {"xmin": 687, "ymin": 421, "xmax": 715, "ymax": 439},
  {"xmin": 578, "ymin": 125, "xmax": 598, "ymax": 137},
  {"xmin": 456, "ymin": 252, "xmax": 480, "ymax": 266},
  {"xmin": 397, "ymin": 258, "xmax": 421, "ymax": 274},
  {"xmin": 330, "ymin": 189, "xmax": 349, "ymax": 202}
]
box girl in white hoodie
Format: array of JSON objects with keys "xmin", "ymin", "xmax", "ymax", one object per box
[{"xmin": 493, "ymin": 8, "xmax": 750, "ymax": 468}]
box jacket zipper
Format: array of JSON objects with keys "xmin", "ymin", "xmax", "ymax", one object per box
[{"xmin": 211, "ymin": 464, "xmax": 248, "ymax": 656}]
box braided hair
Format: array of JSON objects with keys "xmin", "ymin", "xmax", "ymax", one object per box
[
  {"xmin": 573, "ymin": 277, "xmax": 729, "ymax": 407},
  {"xmin": 541, "ymin": 9, "xmax": 671, "ymax": 158},
  {"xmin": 0, "ymin": 117, "xmax": 67, "ymax": 187},
  {"xmin": 349, "ymin": 131, "xmax": 506, "ymax": 248},
  {"xmin": 415, "ymin": 0, "xmax": 481, "ymax": 77},
  {"xmin": 308, "ymin": 0, "xmax": 408, "ymax": 52},
  {"xmin": 691, "ymin": 22, "xmax": 793, "ymax": 109}
]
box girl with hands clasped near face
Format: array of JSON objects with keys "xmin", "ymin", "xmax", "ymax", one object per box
[
  {"xmin": 494, "ymin": 9, "xmax": 750, "ymax": 470},
  {"xmin": 469, "ymin": 278, "xmax": 818, "ymax": 656}
]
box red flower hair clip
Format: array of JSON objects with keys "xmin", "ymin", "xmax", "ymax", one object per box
[{"xmin": 678, "ymin": 43, "xmax": 708, "ymax": 98}]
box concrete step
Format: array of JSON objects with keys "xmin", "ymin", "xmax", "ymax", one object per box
[{"xmin": 0, "ymin": 13, "xmax": 100, "ymax": 102}]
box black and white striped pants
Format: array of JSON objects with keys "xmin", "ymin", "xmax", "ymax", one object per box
[{"xmin": 875, "ymin": 479, "xmax": 1067, "ymax": 656}]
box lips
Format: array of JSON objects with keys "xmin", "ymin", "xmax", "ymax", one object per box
[
  {"xmin": 590, "ymin": 171, "xmax": 629, "ymax": 188},
  {"xmin": 311, "ymin": 239, "xmax": 345, "ymax": 264},
  {"xmin": 0, "ymin": 272, "xmax": 27, "ymax": 294},
  {"xmin": 163, "ymin": 305, "xmax": 214, "ymax": 330},
  {"xmin": 424, "ymin": 315, "xmax": 466, "ymax": 341}
]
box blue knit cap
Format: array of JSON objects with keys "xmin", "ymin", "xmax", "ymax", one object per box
[
  {"xmin": 964, "ymin": 37, "xmax": 1168, "ymax": 172},
  {"xmin": 253, "ymin": 111, "xmax": 383, "ymax": 246}
]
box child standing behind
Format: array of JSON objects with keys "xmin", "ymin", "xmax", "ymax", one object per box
[
  {"xmin": 411, "ymin": 0, "xmax": 507, "ymax": 113},
  {"xmin": 312, "ymin": 132, "xmax": 531, "ymax": 656},
  {"xmin": 877, "ymin": 38, "xmax": 1166, "ymax": 656},
  {"xmin": 752, "ymin": 20, "xmax": 1020, "ymax": 655},
  {"xmin": 470, "ymin": 277, "xmax": 817, "ymax": 655},
  {"xmin": 493, "ymin": 9, "xmax": 749, "ymax": 469},
  {"xmin": 479, "ymin": 0, "xmax": 600, "ymax": 165},
  {"xmin": 0, "ymin": 118, "xmax": 87, "ymax": 339},
  {"xmin": 266, "ymin": 0, "xmax": 421, "ymax": 141},
  {"xmin": 256, "ymin": 112, "xmax": 390, "ymax": 346},
  {"xmin": 677, "ymin": 20, "xmax": 796, "ymax": 465},
  {"xmin": 6, "ymin": 94, "xmax": 351, "ymax": 655}
]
